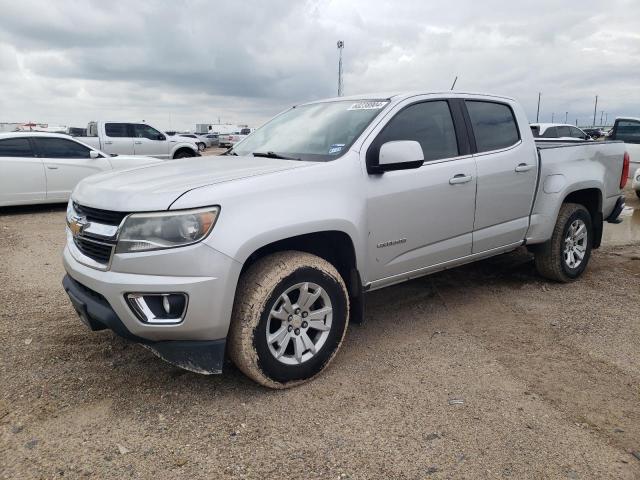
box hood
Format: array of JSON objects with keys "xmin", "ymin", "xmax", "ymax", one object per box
[{"xmin": 72, "ymin": 155, "xmax": 312, "ymax": 212}]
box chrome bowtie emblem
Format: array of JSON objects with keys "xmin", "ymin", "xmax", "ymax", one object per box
[{"xmin": 68, "ymin": 217, "xmax": 86, "ymax": 236}]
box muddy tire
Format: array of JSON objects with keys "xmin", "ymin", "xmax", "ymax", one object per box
[
  {"xmin": 228, "ymin": 251, "xmax": 349, "ymax": 389},
  {"xmin": 173, "ymin": 150, "xmax": 194, "ymax": 159},
  {"xmin": 535, "ymin": 203, "xmax": 593, "ymax": 283}
]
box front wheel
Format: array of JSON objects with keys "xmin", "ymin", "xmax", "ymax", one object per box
[
  {"xmin": 228, "ymin": 251, "xmax": 349, "ymax": 388},
  {"xmin": 535, "ymin": 203, "xmax": 593, "ymax": 282}
]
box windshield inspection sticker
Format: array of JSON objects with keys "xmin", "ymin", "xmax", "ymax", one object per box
[
  {"xmin": 348, "ymin": 101, "xmax": 387, "ymax": 111},
  {"xmin": 329, "ymin": 144, "xmax": 345, "ymax": 154}
]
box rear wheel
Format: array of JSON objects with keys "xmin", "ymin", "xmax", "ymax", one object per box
[
  {"xmin": 197, "ymin": 142, "xmax": 205, "ymax": 151},
  {"xmin": 636, "ymin": 190, "xmax": 640, "ymax": 199},
  {"xmin": 228, "ymin": 251, "xmax": 349, "ymax": 388},
  {"xmin": 535, "ymin": 203, "xmax": 593, "ymax": 282}
]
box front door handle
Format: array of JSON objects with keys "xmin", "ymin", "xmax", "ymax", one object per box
[
  {"xmin": 46, "ymin": 166, "xmax": 59, "ymax": 170},
  {"xmin": 449, "ymin": 174, "xmax": 472, "ymax": 185},
  {"xmin": 515, "ymin": 163, "xmax": 534, "ymax": 173},
  {"xmin": 103, "ymin": 141, "xmax": 113, "ymax": 145}
]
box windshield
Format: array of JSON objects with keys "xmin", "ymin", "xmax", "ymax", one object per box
[{"xmin": 232, "ymin": 99, "xmax": 389, "ymax": 161}]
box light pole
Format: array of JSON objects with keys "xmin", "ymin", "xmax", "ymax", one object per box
[
  {"xmin": 592, "ymin": 95, "xmax": 598, "ymax": 127},
  {"xmin": 536, "ymin": 92, "xmax": 541, "ymax": 122},
  {"xmin": 552, "ymin": 112, "xmax": 555, "ymax": 122},
  {"xmin": 337, "ymin": 40, "xmax": 344, "ymax": 97},
  {"xmin": 565, "ymin": 112, "xmax": 568, "ymax": 123}
]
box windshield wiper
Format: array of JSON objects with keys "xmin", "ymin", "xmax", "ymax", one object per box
[
  {"xmin": 222, "ymin": 148, "xmax": 237, "ymax": 156},
  {"xmin": 252, "ymin": 151, "xmax": 300, "ymax": 161}
]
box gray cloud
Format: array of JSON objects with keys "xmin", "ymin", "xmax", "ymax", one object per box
[{"xmin": 0, "ymin": 0, "xmax": 639, "ymax": 131}]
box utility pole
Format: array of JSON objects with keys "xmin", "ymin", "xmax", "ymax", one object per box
[
  {"xmin": 536, "ymin": 92, "xmax": 541, "ymax": 122},
  {"xmin": 337, "ymin": 40, "xmax": 344, "ymax": 97},
  {"xmin": 592, "ymin": 95, "xmax": 598, "ymax": 127}
]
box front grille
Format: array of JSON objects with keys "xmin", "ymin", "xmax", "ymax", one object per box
[
  {"xmin": 73, "ymin": 202, "xmax": 129, "ymax": 226},
  {"xmin": 73, "ymin": 236, "xmax": 114, "ymax": 264}
]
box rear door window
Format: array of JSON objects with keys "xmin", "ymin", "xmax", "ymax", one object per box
[
  {"xmin": 0, "ymin": 137, "xmax": 34, "ymax": 157},
  {"xmin": 615, "ymin": 120, "xmax": 640, "ymax": 144},
  {"xmin": 375, "ymin": 100, "xmax": 459, "ymax": 162},
  {"xmin": 541, "ymin": 127, "xmax": 558, "ymax": 138},
  {"xmin": 33, "ymin": 138, "xmax": 91, "ymax": 158},
  {"xmin": 556, "ymin": 126, "xmax": 571, "ymax": 138},
  {"xmin": 466, "ymin": 101, "xmax": 520, "ymax": 152},
  {"xmin": 105, "ymin": 123, "xmax": 130, "ymax": 137}
]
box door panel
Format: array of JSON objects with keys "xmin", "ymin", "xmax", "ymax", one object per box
[
  {"xmin": 102, "ymin": 123, "xmax": 134, "ymax": 156},
  {"xmin": 133, "ymin": 124, "xmax": 169, "ymax": 158},
  {"xmin": 366, "ymin": 157, "xmax": 477, "ymax": 281},
  {"xmin": 0, "ymin": 138, "xmax": 45, "ymax": 205},
  {"xmin": 32, "ymin": 138, "xmax": 111, "ymax": 201},
  {"xmin": 465, "ymin": 100, "xmax": 538, "ymax": 253},
  {"xmin": 0, "ymin": 137, "xmax": 47, "ymax": 205}
]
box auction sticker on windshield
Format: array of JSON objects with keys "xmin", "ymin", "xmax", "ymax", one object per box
[
  {"xmin": 348, "ymin": 101, "xmax": 388, "ymax": 110},
  {"xmin": 329, "ymin": 144, "xmax": 345, "ymax": 154}
]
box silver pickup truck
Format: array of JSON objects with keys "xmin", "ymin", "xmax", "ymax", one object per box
[{"xmin": 62, "ymin": 91, "xmax": 628, "ymax": 388}]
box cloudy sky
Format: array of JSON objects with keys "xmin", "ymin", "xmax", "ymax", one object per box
[{"xmin": 0, "ymin": 0, "xmax": 639, "ymax": 131}]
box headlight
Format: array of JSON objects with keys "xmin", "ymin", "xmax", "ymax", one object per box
[{"xmin": 115, "ymin": 207, "xmax": 219, "ymax": 254}]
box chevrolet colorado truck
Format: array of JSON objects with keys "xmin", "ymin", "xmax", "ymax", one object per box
[{"xmin": 62, "ymin": 92, "xmax": 629, "ymax": 388}]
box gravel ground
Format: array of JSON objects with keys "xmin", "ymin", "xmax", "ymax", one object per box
[{"xmin": 1, "ymin": 182, "xmax": 639, "ymax": 479}]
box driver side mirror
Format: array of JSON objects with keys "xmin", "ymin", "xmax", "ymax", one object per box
[
  {"xmin": 367, "ymin": 140, "xmax": 424, "ymax": 174},
  {"xmin": 157, "ymin": 134, "xmax": 166, "ymax": 141},
  {"xmin": 89, "ymin": 150, "xmax": 101, "ymax": 159}
]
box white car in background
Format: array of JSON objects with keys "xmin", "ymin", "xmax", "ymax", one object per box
[
  {"xmin": 0, "ymin": 132, "xmax": 161, "ymax": 207},
  {"xmin": 530, "ymin": 123, "xmax": 592, "ymax": 141}
]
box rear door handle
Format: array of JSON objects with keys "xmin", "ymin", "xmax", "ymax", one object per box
[
  {"xmin": 104, "ymin": 141, "xmax": 113, "ymax": 145},
  {"xmin": 46, "ymin": 166, "xmax": 59, "ymax": 170},
  {"xmin": 449, "ymin": 174, "xmax": 472, "ymax": 185},
  {"xmin": 515, "ymin": 163, "xmax": 534, "ymax": 172},
  {"xmin": 134, "ymin": 141, "xmax": 142, "ymax": 144}
]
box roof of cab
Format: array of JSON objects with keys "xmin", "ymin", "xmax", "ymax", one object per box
[{"xmin": 299, "ymin": 91, "xmax": 516, "ymax": 106}]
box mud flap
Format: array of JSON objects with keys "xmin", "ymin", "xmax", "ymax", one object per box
[{"xmin": 143, "ymin": 339, "xmax": 226, "ymax": 375}]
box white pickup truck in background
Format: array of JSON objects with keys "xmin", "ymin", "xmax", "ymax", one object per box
[
  {"xmin": 218, "ymin": 127, "xmax": 252, "ymax": 148},
  {"xmin": 608, "ymin": 117, "xmax": 640, "ymax": 176},
  {"xmin": 62, "ymin": 91, "xmax": 628, "ymax": 388},
  {"xmin": 76, "ymin": 121, "xmax": 200, "ymax": 159}
]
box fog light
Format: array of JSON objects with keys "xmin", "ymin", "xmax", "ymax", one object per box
[{"xmin": 126, "ymin": 293, "xmax": 188, "ymax": 324}]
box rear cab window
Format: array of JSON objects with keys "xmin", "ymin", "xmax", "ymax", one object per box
[
  {"xmin": 466, "ymin": 101, "xmax": 520, "ymax": 152},
  {"xmin": 614, "ymin": 120, "xmax": 640, "ymax": 144},
  {"xmin": 0, "ymin": 137, "xmax": 34, "ymax": 157}
]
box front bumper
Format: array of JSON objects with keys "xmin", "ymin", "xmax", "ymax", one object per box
[
  {"xmin": 62, "ymin": 239, "xmax": 243, "ymax": 373},
  {"xmin": 63, "ymin": 275, "xmax": 225, "ymax": 374}
]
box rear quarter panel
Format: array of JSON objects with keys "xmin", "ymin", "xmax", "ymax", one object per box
[{"xmin": 526, "ymin": 141, "xmax": 625, "ymax": 244}]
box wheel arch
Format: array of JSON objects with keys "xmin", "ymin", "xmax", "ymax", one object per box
[
  {"xmin": 240, "ymin": 230, "xmax": 365, "ymax": 324},
  {"xmin": 562, "ymin": 187, "xmax": 603, "ymax": 248},
  {"xmin": 172, "ymin": 146, "xmax": 197, "ymax": 159}
]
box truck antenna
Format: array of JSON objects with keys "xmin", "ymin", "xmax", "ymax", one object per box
[{"xmin": 450, "ymin": 76, "xmax": 458, "ymax": 90}]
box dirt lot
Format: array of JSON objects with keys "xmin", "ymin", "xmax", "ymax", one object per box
[{"xmin": 1, "ymin": 183, "xmax": 639, "ymax": 479}]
